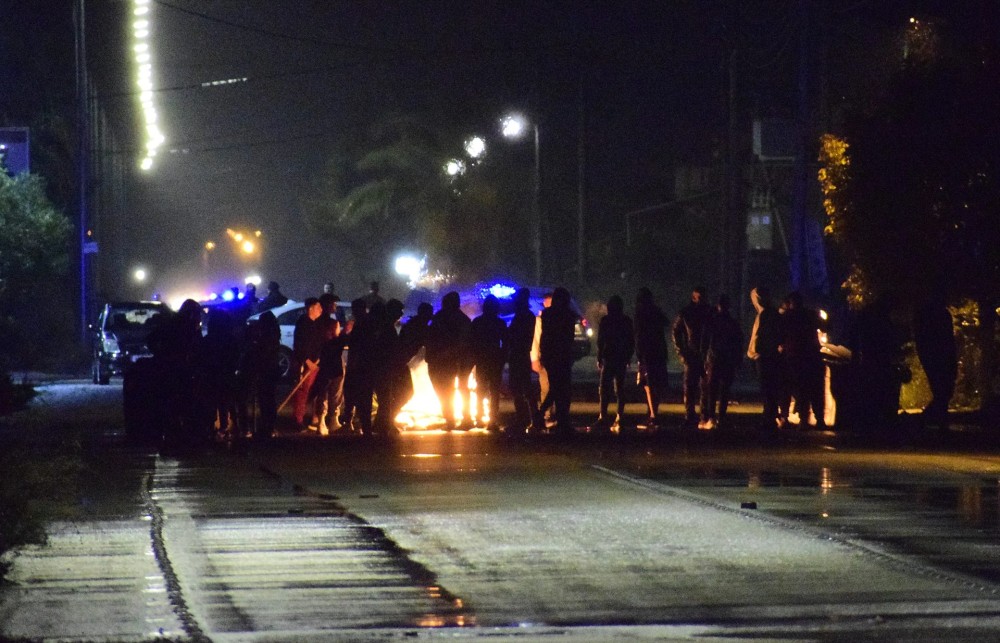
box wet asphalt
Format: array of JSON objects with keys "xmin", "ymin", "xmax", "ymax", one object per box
[{"xmin": 1, "ymin": 381, "xmax": 1000, "ymax": 641}]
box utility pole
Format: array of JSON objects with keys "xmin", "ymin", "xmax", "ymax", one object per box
[
  {"xmin": 790, "ymin": 0, "xmax": 810, "ymax": 291},
  {"xmin": 577, "ymin": 69, "xmax": 586, "ymax": 286},
  {"xmin": 74, "ymin": 0, "xmax": 90, "ymax": 343}
]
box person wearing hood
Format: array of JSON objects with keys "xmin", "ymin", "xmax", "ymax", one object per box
[
  {"xmin": 426, "ymin": 291, "xmax": 472, "ymax": 430},
  {"xmin": 747, "ymin": 286, "xmax": 788, "ymax": 430},
  {"xmin": 595, "ymin": 294, "xmax": 635, "ymax": 431},
  {"xmin": 672, "ymin": 286, "xmax": 713, "ymax": 426}
]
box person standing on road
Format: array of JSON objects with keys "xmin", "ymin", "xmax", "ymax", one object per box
[
  {"xmin": 396, "ymin": 301, "xmax": 433, "ymax": 411},
  {"xmin": 781, "ymin": 291, "xmax": 826, "ymax": 429},
  {"xmin": 747, "ymin": 287, "xmax": 788, "ymax": 431},
  {"xmin": 425, "ymin": 291, "xmax": 472, "ymax": 430},
  {"xmin": 238, "ymin": 310, "xmax": 280, "ymax": 439},
  {"xmin": 196, "ymin": 309, "xmax": 241, "ymax": 437},
  {"xmin": 291, "ymin": 297, "xmax": 326, "ymax": 430},
  {"xmin": 506, "ymin": 288, "xmax": 538, "ymax": 433},
  {"xmin": 700, "ymin": 294, "xmax": 743, "ymax": 430},
  {"xmin": 370, "ymin": 300, "xmax": 404, "ymax": 436},
  {"xmin": 914, "ymin": 294, "xmax": 957, "ymax": 429},
  {"xmin": 540, "ymin": 287, "xmax": 577, "ymax": 434},
  {"xmin": 470, "ymin": 295, "xmax": 508, "ymax": 429},
  {"xmin": 634, "ymin": 287, "xmax": 670, "ymax": 428},
  {"xmin": 341, "ymin": 299, "xmax": 380, "ymax": 435},
  {"xmin": 672, "ymin": 286, "xmax": 712, "ymax": 427},
  {"xmin": 595, "ymin": 294, "xmax": 635, "ymax": 432},
  {"xmin": 309, "ymin": 318, "xmax": 347, "ymax": 435},
  {"xmin": 531, "ymin": 292, "xmax": 554, "ymax": 427}
]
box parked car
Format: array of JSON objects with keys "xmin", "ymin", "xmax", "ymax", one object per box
[
  {"xmin": 91, "ymin": 301, "xmax": 170, "ymax": 384},
  {"xmin": 245, "ymin": 300, "xmax": 353, "ymax": 380}
]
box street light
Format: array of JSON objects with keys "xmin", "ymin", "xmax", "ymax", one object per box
[
  {"xmin": 133, "ymin": 267, "xmax": 147, "ymax": 283},
  {"xmin": 501, "ymin": 113, "xmax": 541, "ymax": 284}
]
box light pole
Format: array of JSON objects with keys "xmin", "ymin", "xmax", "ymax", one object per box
[{"xmin": 501, "ymin": 114, "xmax": 541, "ymax": 285}]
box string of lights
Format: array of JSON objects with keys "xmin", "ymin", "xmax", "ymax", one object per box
[{"xmin": 133, "ymin": 0, "xmax": 165, "ymax": 170}]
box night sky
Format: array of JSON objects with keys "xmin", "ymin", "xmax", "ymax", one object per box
[{"xmin": 4, "ymin": 0, "xmax": 984, "ymax": 304}]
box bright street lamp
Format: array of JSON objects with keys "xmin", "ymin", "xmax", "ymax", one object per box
[
  {"xmin": 501, "ymin": 112, "xmax": 541, "ymax": 284},
  {"xmin": 133, "ymin": 267, "xmax": 147, "ymax": 282},
  {"xmin": 464, "ymin": 136, "xmax": 486, "ymax": 160}
]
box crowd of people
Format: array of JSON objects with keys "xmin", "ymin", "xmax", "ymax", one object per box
[{"xmin": 126, "ymin": 274, "xmax": 940, "ymax": 450}]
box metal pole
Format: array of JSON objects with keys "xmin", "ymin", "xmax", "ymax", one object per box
[
  {"xmin": 577, "ymin": 72, "xmax": 586, "ymax": 285},
  {"xmin": 532, "ymin": 123, "xmax": 542, "ymax": 285},
  {"xmin": 74, "ymin": 0, "xmax": 89, "ymax": 343}
]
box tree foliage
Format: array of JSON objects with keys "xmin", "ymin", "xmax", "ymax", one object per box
[
  {"xmin": 0, "ymin": 173, "xmax": 71, "ymax": 299},
  {"xmin": 306, "ymin": 114, "xmax": 535, "ymax": 282},
  {"xmin": 819, "ymin": 18, "xmax": 1000, "ymax": 308},
  {"xmin": 0, "ymin": 172, "xmax": 72, "ymax": 370}
]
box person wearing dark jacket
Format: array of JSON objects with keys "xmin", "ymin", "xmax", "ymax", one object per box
[
  {"xmin": 196, "ymin": 309, "xmax": 241, "ymax": 437},
  {"xmin": 700, "ymin": 294, "xmax": 743, "ymax": 430},
  {"xmin": 634, "ymin": 287, "xmax": 670, "ymax": 428},
  {"xmin": 595, "ymin": 295, "xmax": 635, "ymax": 431},
  {"xmin": 341, "ymin": 299, "xmax": 380, "ymax": 434},
  {"xmin": 747, "ymin": 287, "xmax": 787, "ymax": 430},
  {"xmin": 399, "ymin": 302, "xmax": 433, "ymax": 364},
  {"xmin": 291, "ymin": 297, "xmax": 326, "ymax": 429},
  {"xmin": 781, "ymin": 291, "xmax": 826, "ymax": 428},
  {"xmin": 256, "ymin": 281, "xmax": 288, "ymax": 313},
  {"xmin": 506, "ymin": 288, "xmax": 537, "ymax": 433},
  {"xmin": 369, "ymin": 299, "xmax": 407, "ymax": 435},
  {"xmin": 914, "ymin": 296, "xmax": 957, "ymax": 428},
  {"xmin": 238, "ymin": 310, "xmax": 280, "ymax": 439},
  {"xmin": 540, "ymin": 287, "xmax": 577, "ymax": 433},
  {"xmin": 672, "ymin": 286, "xmax": 712, "ymax": 425},
  {"xmin": 426, "ymin": 291, "xmax": 472, "ymax": 430},
  {"xmin": 309, "ymin": 319, "xmax": 347, "ymax": 435},
  {"xmin": 470, "ymin": 295, "xmax": 508, "ymax": 429}
]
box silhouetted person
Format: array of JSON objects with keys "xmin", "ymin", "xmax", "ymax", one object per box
[
  {"xmin": 747, "ymin": 287, "xmax": 788, "ymax": 431},
  {"xmin": 781, "ymin": 291, "xmax": 826, "ymax": 428},
  {"xmin": 470, "ymin": 295, "xmax": 507, "ymax": 429},
  {"xmin": 400, "ymin": 302, "xmax": 433, "ymax": 364},
  {"xmin": 914, "ymin": 296, "xmax": 957, "ymax": 428},
  {"xmin": 701, "ymin": 294, "xmax": 743, "ymax": 430},
  {"xmin": 850, "ymin": 294, "xmax": 903, "ymax": 435},
  {"xmin": 673, "ymin": 286, "xmax": 712, "ymax": 426},
  {"xmin": 595, "ymin": 295, "xmax": 634, "ymax": 431},
  {"xmin": 362, "ymin": 280, "xmax": 384, "ymax": 309},
  {"xmin": 425, "ymin": 291, "xmax": 471, "ymax": 430},
  {"xmin": 540, "ymin": 287, "xmax": 576, "ymax": 434},
  {"xmin": 342, "ymin": 299, "xmax": 379, "ymax": 434},
  {"xmin": 291, "ymin": 297, "xmax": 325, "ymax": 430},
  {"xmin": 372, "ymin": 299, "xmax": 409, "ymax": 435},
  {"xmin": 309, "ymin": 318, "xmax": 346, "ymax": 434},
  {"xmin": 506, "ymin": 288, "xmax": 538, "ymax": 433},
  {"xmin": 256, "ymin": 281, "xmax": 288, "ymax": 313},
  {"xmin": 147, "ymin": 298, "xmax": 203, "ymax": 450},
  {"xmin": 238, "ymin": 310, "xmax": 280, "ymax": 439},
  {"xmin": 235, "ymin": 283, "xmax": 258, "ymax": 325},
  {"xmin": 323, "ymin": 282, "xmax": 339, "ymax": 299},
  {"xmin": 634, "ymin": 287, "xmax": 670, "ymax": 428},
  {"xmin": 197, "ymin": 309, "xmax": 241, "ymax": 437}
]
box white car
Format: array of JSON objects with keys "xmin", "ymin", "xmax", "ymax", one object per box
[{"xmin": 246, "ymin": 300, "xmax": 353, "ymax": 379}]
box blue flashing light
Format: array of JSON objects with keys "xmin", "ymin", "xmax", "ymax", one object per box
[
  {"xmin": 484, "ymin": 283, "xmax": 517, "ymax": 299},
  {"xmin": 237, "ymin": 292, "xmax": 245, "ymax": 300},
  {"xmin": 208, "ymin": 292, "xmax": 219, "ymax": 301},
  {"xmin": 222, "ymin": 289, "xmax": 235, "ymax": 302}
]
